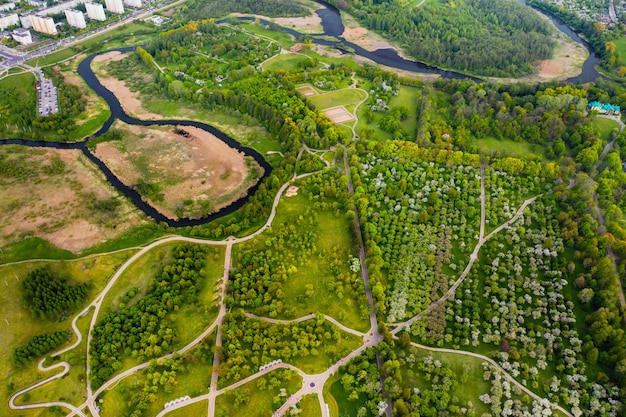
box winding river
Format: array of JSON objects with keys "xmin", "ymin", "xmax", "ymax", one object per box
[{"xmin": 0, "ymin": 0, "xmax": 604, "ymax": 227}]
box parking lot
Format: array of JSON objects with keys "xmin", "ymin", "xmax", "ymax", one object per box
[{"xmin": 38, "ymin": 79, "xmax": 58, "ymax": 117}]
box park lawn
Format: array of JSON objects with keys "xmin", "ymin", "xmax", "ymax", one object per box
[
  {"xmin": 25, "ymin": 48, "xmax": 79, "ymax": 67},
  {"xmin": 0, "ymin": 237, "xmax": 76, "ymax": 264},
  {"xmin": 298, "ymin": 393, "xmax": 322, "ymax": 417},
  {"xmin": 308, "ymin": 89, "xmax": 367, "ymax": 110},
  {"xmin": 164, "ymin": 400, "xmax": 208, "ymax": 417},
  {"xmin": 139, "ymin": 333, "xmax": 217, "ymax": 417},
  {"xmin": 590, "ymin": 116, "xmax": 620, "ymax": 141},
  {"xmin": 612, "ymin": 35, "xmax": 626, "ymax": 67},
  {"xmin": 264, "ymin": 53, "xmax": 316, "ymax": 72},
  {"xmin": 0, "ymin": 252, "xmax": 133, "ymax": 416},
  {"xmin": 270, "ymin": 191, "xmax": 370, "ymax": 331},
  {"xmin": 325, "ymin": 374, "xmax": 367, "ymax": 417},
  {"xmin": 390, "ymin": 85, "xmax": 421, "ymax": 137},
  {"xmin": 169, "ymin": 245, "xmax": 225, "ymax": 347},
  {"xmin": 215, "ymin": 369, "xmax": 302, "ymax": 417},
  {"xmin": 23, "ymin": 310, "xmax": 94, "ymax": 409},
  {"xmin": 238, "ymin": 23, "xmax": 297, "ymax": 49},
  {"xmin": 473, "ymin": 136, "xmax": 545, "ymax": 160},
  {"xmin": 96, "ymin": 243, "xmax": 179, "ymax": 321},
  {"xmin": 0, "ymin": 71, "xmax": 34, "ymax": 104},
  {"xmin": 402, "ymin": 346, "xmax": 491, "ymax": 415}
]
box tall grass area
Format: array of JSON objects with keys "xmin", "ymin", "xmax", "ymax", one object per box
[{"xmin": 473, "ymin": 136, "xmax": 546, "ymax": 160}]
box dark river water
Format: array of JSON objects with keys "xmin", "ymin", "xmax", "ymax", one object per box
[{"xmin": 0, "ymin": 0, "xmax": 603, "ymax": 227}]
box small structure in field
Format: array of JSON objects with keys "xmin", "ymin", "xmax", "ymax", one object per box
[{"xmin": 588, "ymin": 101, "xmax": 621, "ymax": 116}]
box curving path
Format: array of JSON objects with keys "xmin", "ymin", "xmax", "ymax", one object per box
[
  {"xmin": 244, "ymin": 312, "xmax": 365, "ymax": 337},
  {"xmin": 403, "ymin": 340, "xmax": 573, "ymax": 417},
  {"xmin": 391, "ymin": 167, "xmax": 541, "ymax": 334}
]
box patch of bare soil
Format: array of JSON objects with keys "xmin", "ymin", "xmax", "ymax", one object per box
[
  {"xmin": 286, "ymin": 186, "xmax": 299, "ymax": 197},
  {"xmin": 93, "ymin": 50, "xmax": 128, "ymax": 64},
  {"xmin": 273, "ymin": 13, "xmax": 322, "ymax": 33},
  {"xmin": 97, "ymin": 76, "xmax": 161, "ymax": 120},
  {"xmin": 537, "ymin": 60, "xmax": 564, "ymax": 76},
  {"xmin": 341, "ymin": 17, "xmax": 412, "ymax": 60},
  {"xmin": 95, "ymin": 123, "xmax": 264, "ymax": 220},
  {"xmin": 0, "ymin": 147, "xmax": 145, "ymax": 252}
]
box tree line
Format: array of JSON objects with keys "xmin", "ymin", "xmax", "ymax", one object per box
[
  {"xmin": 22, "ymin": 267, "xmax": 88, "ymax": 320},
  {"xmin": 13, "ymin": 331, "xmax": 69, "ymax": 366}
]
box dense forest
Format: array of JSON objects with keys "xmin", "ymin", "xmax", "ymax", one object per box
[
  {"xmin": 182, "ymin": 0, "xmax": 309, "ymax": 20},
  {"xmin": 21, "ymin": 267, "xmax": 88, "ymax": 320},
  {"xmin": 328, "ymin": 0, "xmax": 555, "ymax": 77}
]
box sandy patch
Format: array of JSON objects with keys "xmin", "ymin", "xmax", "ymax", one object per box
[
  {"xmin": 286, "ymin": 186, "xmax": 299, "ymax": 197},
  {"xmin": 93, "ymin": 50, "xmax": 128, "ymax": 64},
  {"xmin": 97, "ymin": 76, "xmax": 161, "ymax": 120},
  {"xmin": 341, "ymin": 15, "xmax": 412, "ymax": 60},
  {"xmin": 273, "ymin": 13, "xmax": 322, "ymax": 33},
  {"xmin": 537, "ymin": 60, "xmax": 564, "ymax": 76},
  {"xmin": 0, "ymin": 147, "xmax": 144, "ymax": 252},
  {"xmin": 95, "ymin": 123, "xmax": 264, "ymax": 220}
]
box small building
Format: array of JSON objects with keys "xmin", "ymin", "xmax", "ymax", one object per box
[
  {"xmin": 289, "ymin": 43, "xmax": 303, "ymax": 53},
  {"xmin": 124, "ymin": 0, "xmax": 141, "ymax": 8},
  {"xmin": 12, "ymin": 27, "xmax": 32, "ymax": 44},
  {"xmin": 105, "ymin": 0, "xmax": 124, "ymax": 14},
  {"xmin": 0, "ymin": 12, "xmax": 19, "ymax": 30},
  {"xmin": 0, "ymin": 3, "xmax": 16, "ymax": 12},
  {"xmin": 65, "ymin": 8, "xmax": 86, "ymax": 28},
  {"xmin": 85, "ymin": 2, "xmax": 105, "ymax": 21},
  {"xmin": 588, "ymin": 101, "xmax": 621, "ymax": 116}
]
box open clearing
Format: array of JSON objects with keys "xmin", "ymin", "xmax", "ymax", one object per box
[
  {"xmin": 95, "ymin": 122, "xmax": 264, "ymax": 220},
  {"xmin": 324, "ymin": 106, "xmax": 355, "ymax": 123},
  {"xmin": 0, "ymin": 145, "xmax": 145, "ymax": 252},
  {"xmin": 263, "ymin": 53, "xmax": 315, "ymax": 72},
  {"xmin": 307, "ymin": 89, "xmax": 366, "ymax": 110},
  {"xmin": 297, "ymin": 85, "xmax": 318, "ymax": 97}
]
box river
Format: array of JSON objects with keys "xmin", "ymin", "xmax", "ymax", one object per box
[{"xmin": 0, "ymin": 0, "xmax": 603, "ymax": 227}]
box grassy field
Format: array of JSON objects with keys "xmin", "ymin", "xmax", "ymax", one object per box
[
  {"xmin": 0, "ymin": 251, "xmax": 135, "ymax": 416},
  {"xmin": 326, "ymin": 374, "xmax": 367, "ymax": 417},
  {"xmin": 356, "ymin": 84, "xmax": 421, "ymax": 141},
  {"xmin": 298, "ymin": 393, "xmax": 322, "ymax": 417},
  {"xmin": 308, "ymin": 89, "xmax": 367, "ymax": 110},
  {"xmin": 263, "ymin": 54, "xmax": 316, "ymax": 72},
  {"xmin": 238, "ymin": 23, "xmax": 297, "ymax": 50},
  {"xmin": 164, "ymin": 400, "xmax": 208, "ymax": 417},
  {"xmin": 590, "ymin": 116, "xmax": 620, "ymax": 141},
  {"xmin": 236, "ymin": 186, "xmax": 370, "ymax": 331},
  {"xmin": 21, "ymin": 309, "xmax": 94, "ymax": 410},
  {"xmin": 215, "ymin": 369, "xmax": 302, "ymax": 417},
  {"xmin": 473, "ymin": 137, "xmax": 546, "ymax": 160}
]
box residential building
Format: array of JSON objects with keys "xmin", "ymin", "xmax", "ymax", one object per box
[
  {"xmin": 19, "ymin": 14, "xmax": 33, "ymax": 28},
  {"xmin": 65, "ymin": 9, "xmax": 86, "ymax": 28},
  {"xmin": 0, "ymin": 3, "xmax": 16, "ymax": 12},
  {"xmin": 85, "ymin": 2, "xmax": 105, "ymax": 21},
  {"xmin": 124, "ymin": 0, "xmax": 140, "ymax": 7},
  {"xmin": 12, "ymin": 27, "xmax": 32, "ymax": 44},
  {"xmin": 105, "ymin": 0, "xmax": 124, "ymax": 14},
  {"xmin": 0, "ymin": 12, "xmax": 19, "ymax": 30},
  {"xmin": 30, "ymin": 14, "xmax": 56, "ymax": 35}
]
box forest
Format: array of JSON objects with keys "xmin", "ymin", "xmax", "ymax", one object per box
[
  {"xmin": 327, "ymin": 0, "xmax": 555, "ymax": 77},
  {"xmin": 21, "ymin": 266, "xmax": 88, "ymax": 320},
  {"xmin": 89, "ymin": 244, "xmax": 212, "ymax": 388},
  {"xmin": 182, "ymin": 0, "xmax": 309, "ymax": 20}
]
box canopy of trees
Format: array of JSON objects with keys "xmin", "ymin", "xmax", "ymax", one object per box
[
  {"xmin": 21, "ymin": 267, "xmax": 88, "ymax": 320},
  {"xmin": 13, "ymin": 331, "xmax": 69, "ymax": 366},
  {"xmin": 329, "ymin": 0, "xmax": 554, "ymax": 77}
]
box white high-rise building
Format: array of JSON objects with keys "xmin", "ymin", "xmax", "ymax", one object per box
[
  {"xmin": 30, "ymin": 14, "xmax": 57, "ymax": 35},
  {"xmin": 65, "ymin": 9, "xmax": 86, "ymax": 28},
  {"xmin": 12, "ymin": 28, "xmax": 32, "ymax": 44},
  {"xmin": 85, "ymin": 2, "xmax": 105, "ymax": 21},
  {"xmin": 124, "ymin": 0, "xmax": 140, "ymax": 7},
  {"xmin": 105, "ymin": 0, "xmax": 124, "ymax": 14},
  {"xmin": 0, "ymin": 12, "xmax": 19, "ymax": 30}
]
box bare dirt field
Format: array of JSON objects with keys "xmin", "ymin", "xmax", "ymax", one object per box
[
  {"xmin": 0, "ymin": 146, "xmax": 145, "ymax": 252},
  {"xmin": 273, "ymin": 13, "xmax": 323, "ymax": 33},
  {"xmin": 95, "ymin": 122, "xmax": 264, "ymax": 220}
]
